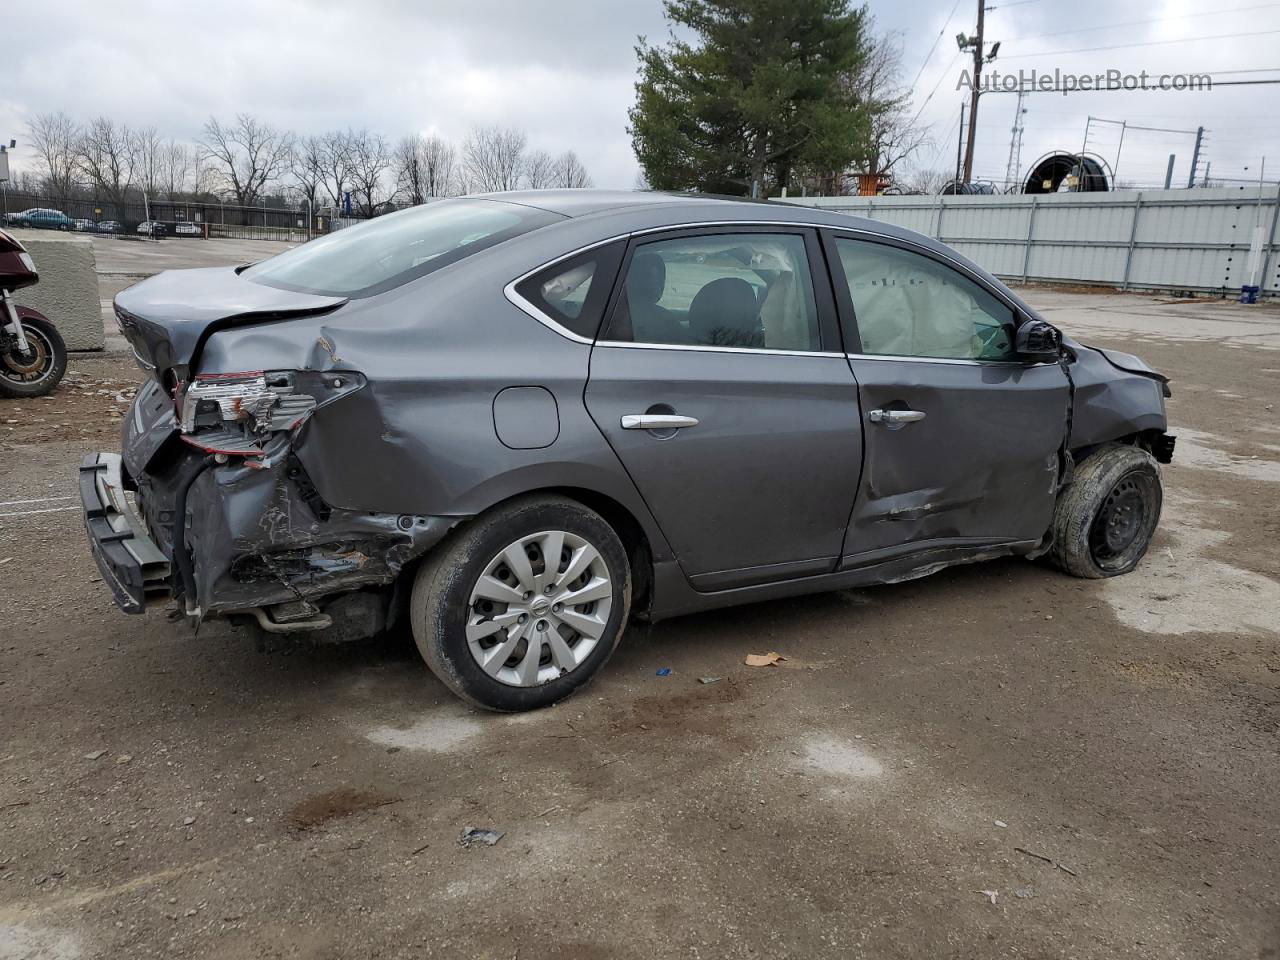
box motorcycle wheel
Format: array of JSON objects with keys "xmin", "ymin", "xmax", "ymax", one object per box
[{"xmin": 0, "ymin": 315, "xmax": 68, "ymax": 398}]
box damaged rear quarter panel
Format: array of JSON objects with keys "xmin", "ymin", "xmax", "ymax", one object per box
[{"xmin": 194, "ymin": 237, "xmax": 676, "ymax": 563}]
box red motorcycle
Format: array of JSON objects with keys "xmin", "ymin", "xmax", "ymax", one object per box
[{"xmin": 0, "ymin": 228, "xmax": 67, "ymax": 398}]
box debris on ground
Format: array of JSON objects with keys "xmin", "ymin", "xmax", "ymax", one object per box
[
  {"xmin": 978, "ymin": 889, "xmax": 998, "ymax": 905},
  {"xmin": 698, "ymin": 676, "xmax": 723, "ymax": 685},
  {"xmin": 83, "ymin": 750, "xmax": 107, "ymax": 760},
  {"xmin": 745, "ymin": 652, "xmax": 787, "ymax": 667},
  {"xmin": 655, "ymin": 668, "xmax": 672, "ymax": 676},
  {"xmin": 994, "ymin": 819, "xmax": 1008, "ymax": 828},
  {"xmin": 458, "ymin": 827, "xmax": 505, "ymax": 848},
  {"xmin": 1014, "ymin": 886, "xmax": 1035, "ymax": 899},
  {"xmin": 1015, "ymin": 845, "xmax": 1078, "ymax": 876}
]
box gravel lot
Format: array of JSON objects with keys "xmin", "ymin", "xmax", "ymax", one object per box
[{"xmin": 1, "ymin": 255, "xmax": 1278, "ymax": 959}]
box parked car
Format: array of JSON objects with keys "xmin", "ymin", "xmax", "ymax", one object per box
[
  {"xmin": 85, "ymin": 191, "xmax": 1176, "ymax": 711},
  {"xmin": 72, "ymin": 218, "xmax": 97, "ymax": 232},
  {"xmin": 96, "ymin": 221, "xmax": 123, "ymax": 235},
  {"xmin": 136, "ymin": 221, "xmax": 167, "ymax": 237},
  {"xmin": 6, "ymin": 208, "xmax": 73, "ymax": 231}
]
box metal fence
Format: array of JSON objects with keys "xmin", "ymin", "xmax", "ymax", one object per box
[
  {"xmin": 0, "ymin": 190, "xmax": 365, "ymax": 241},
  {"xmin": 782, "ymin": 187, "xmax": 1280, "ymax": 299}
]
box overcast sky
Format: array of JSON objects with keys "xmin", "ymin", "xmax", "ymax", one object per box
[{"xmin": 3, "ymin": 0, "xmax": 1278, "ymax": 193}]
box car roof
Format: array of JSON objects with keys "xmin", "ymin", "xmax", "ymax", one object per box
[
  {"xmin": 469, "ymin": 188, "xmax": 891, "ymax": 232},
  {"xmin": 471, "ymin": 189, "xmax": 788, "ymax": 219}
]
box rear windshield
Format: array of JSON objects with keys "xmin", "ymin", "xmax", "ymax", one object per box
[{"xmin": 243, "ymin": 198, "xmax": 561, "ymax": 298}]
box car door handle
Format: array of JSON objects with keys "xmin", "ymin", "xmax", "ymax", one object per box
[
  {"xmin": 868, "ymin": 409, "xmax": 926, "ymax": 425},
  {"xmin": 621, "ymin": 414, "xmax": 700, "ymax": 430}
]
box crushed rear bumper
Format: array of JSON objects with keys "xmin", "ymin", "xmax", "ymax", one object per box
[{"xmin": 79, "ymin": 453, "xmax": 171, "ymax": 614}]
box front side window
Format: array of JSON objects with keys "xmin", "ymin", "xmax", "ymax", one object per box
[
  {"xmin": 603, "ymin": 233, "xmax": 821, "ymax": 351},
  {"xmin": 834, "ymin": 238, "xmax": 1016, "ymax": 361},
  {"xmin": 244, "ymin": 198, "xmax": 560, "ymax": 298}
]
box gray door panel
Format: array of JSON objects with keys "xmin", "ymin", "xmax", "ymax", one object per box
[
  {"xmin": 585, "ymin": 345, "xmax": 862, "ymax": 586},
  {"xmin": 843, "ymin": 357, "xmax": 1069, "ymax": 558}
]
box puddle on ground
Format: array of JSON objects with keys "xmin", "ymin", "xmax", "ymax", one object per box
[
  {"xmin": 0, "ymin": 925, "xmax": 81, "ymax": 960},
  {"xmin": 366, "ymin": 711, "xmax": 483, "ymax": 753},
  {"xmin": 1101, "ymin": 494, "xmax": 1280, "ymax": 636},
  {"xmin": 800, "ymin": 735, "xmax": 884, "ymax": 779}
]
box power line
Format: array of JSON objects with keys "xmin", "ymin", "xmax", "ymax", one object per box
[
  {"xmin": 910, "ymin": 0, "xmax": 965, "ymax": 89},
  {"xmin": 999, "ymin": 28, "xmax": 1280, "ymax": 60},
  {"xmin": 908, "ymin": 50, "xmax": 962, "ymax": 127},
  {"xmin": 982, "ymin": 77, "xmax": 1280, "ymax": 92},
  {"xmin": 1009, "ymin": 3, "xmax": 1279, "ymax": 42}
]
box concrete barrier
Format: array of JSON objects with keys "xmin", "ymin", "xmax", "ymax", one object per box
[{"xmin": 6, "ymin": 230, "xmax": 104, "ymax": 350}]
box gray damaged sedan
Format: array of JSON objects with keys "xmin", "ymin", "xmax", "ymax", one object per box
[{"xmin": 83, "ymin": 191, "xmax": 1175, "ymax": 711}]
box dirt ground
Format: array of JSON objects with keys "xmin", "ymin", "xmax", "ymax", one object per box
[{"xmin": 1, "ymin": 280, "xmax": 1278, "ymax": 959}]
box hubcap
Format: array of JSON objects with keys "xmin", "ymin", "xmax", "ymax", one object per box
[
  {"xmin": 1, "ymin": 326, "xmax": 54, "ymax": 383},
  {"xmin": 465, "ymin": 530, "xmax": 613, "ymax": 688},
  {"xmin": 1089, "ymin": 474, "xmax": 1149, "ymax": 567}
]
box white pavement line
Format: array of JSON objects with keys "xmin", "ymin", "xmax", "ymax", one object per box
[
  {"xmin": 0, "ymin": 496, "xmax": 76, "ymax": 507},
  {"xmin": 0, "ymin": 506, "xmax": 79, "ymax": 518}
]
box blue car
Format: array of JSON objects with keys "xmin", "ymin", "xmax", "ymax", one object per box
[{"xmin": 7, "ymin": 208, "xmax": 74, "ymax": 231}]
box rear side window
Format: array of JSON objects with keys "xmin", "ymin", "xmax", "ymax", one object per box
[
  {"xmin": 514, "ymin": 242, "xmax": 624, "ymax": 340},
  {"xmin": 244, "ymin": 198, "xmax": 561, "ymax": 298},
  {"xmin": 602, "ymin": 232, "xmax": 821, "ymax": 351}
]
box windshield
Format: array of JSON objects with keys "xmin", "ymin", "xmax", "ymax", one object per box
[{"xmin": 243, "ymin": 198, "xmax": 561, "ymax": 298}]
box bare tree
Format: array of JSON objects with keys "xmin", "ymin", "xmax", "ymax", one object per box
[
  {"xmin": 393, "ymin": 135, "xmax": 425, "ymax": 205},
  {"xmin": 420, "ymin": 135, "xmax": 459, "ymax": 198},
  {"xmin": 842, "ymin": 29, "xmax": 929, "ymax": 191},
  {"xmin": 26, "ymin": 111, "xmax": 81, "ymax": 202},
  {"xmin": 552, "ymin": 150, "xmax": 593, "ymax": 189},
  {"xmin": 463, "ymin": 126, "xmax": 526, "ymax": 193},
  {"xmin": 133, "ymin": 126, "xmax": 165, "ymax": 200},
  {"xmin": 200, "ymin": 114, "xmax": 294, "ymax": 207},
  {"xmin": 318, "ymin": 130, "xmax": 354, "ymax": 208},
  {"xmin": 898, "ymin": 167, "xmax": 949, "ymax": 195},
  {"xmin": 522, "ymin": 150, "xmax": 556, "ymax": 189},
  {"xmin": 162, "ymin": 140, "xmax": 195, "ymax": 198},
  {"xmin": 345, "ymin": 129, "xmax": 391, "ymax": 217},
  {"xmin": 76, "ymin": 116, "xmax": 138, "ymax": 215},
  {"xmin": 291, "ymin": 135, "xmax": 326, "ymax": 208}
]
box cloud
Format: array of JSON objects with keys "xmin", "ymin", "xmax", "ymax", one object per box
[{"xmin": 3, "ymin": 0, "xmax": 1276, "ymax": 192}]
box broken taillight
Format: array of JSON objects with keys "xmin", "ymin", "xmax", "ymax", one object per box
[{"xmin": 178, "ymin": 370, "xmax": 364, "ymax": 460}]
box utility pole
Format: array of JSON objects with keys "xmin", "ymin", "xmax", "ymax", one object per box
[
  {"xmin": 955, "ymin": 101, "xmax": 967, "ymax": 185},
  {"xmin": 1004, "ymin": 89, "xmax": 1027, "ymax": 191},
  {"xmin": 1187, "ymin": 126, "xmax": 1205, "ymax": 188},
  {"xmin": 961, "ymin": 1, "xmax": 984, "ymax": 183},
  {"xmin": 1164, "ymin": 154, "xmax": 1176, "ymax": 190},
  {"xmin": 957, "ymin": 1, "xmax": 1000, "ymax": 184}
]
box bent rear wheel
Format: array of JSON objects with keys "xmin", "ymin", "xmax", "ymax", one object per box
[
  {"xmin": 0, "ymin": 315, "xmax": 68, "ymax": 398},
  {"xmin": 410, "ymin": 495, "xmax": 630, "ymax": 711},
  {"xmin": 1049, "ymin": 444, "xmax": 1162, "ymax": 578}
]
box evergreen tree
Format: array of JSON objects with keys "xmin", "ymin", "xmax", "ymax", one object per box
[{"xmin": 629, "ymin": 0, "xmax": 874, "ymax": 196}]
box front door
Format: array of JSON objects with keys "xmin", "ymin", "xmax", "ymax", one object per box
[
  {"xmin": 584, "ymin": 228, "xmax": 862, "ymax": 590},
  {"xmin": 825, "ymin": 232, "xmax": 1071, "ymax": 562}
]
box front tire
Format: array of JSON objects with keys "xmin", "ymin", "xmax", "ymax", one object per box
[
  {"xmin": 1049, "ymin": 444, "xmax": 1163, "ymax": 578},
  {"xmin": 0, "ymin": 315, "xmax": 68, "ymax": 398},
  {"xmin": 410, "ymin": 495, "xmax": 631, "ymax": 711}
]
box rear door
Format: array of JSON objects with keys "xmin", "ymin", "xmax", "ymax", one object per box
[
  {"xmin": 584, "ymin": 226, "xmax": 863, "ymax": 591},
  {"xmin": 825, "ymin": 231, "xmax": 1070, "ymax": 563}
]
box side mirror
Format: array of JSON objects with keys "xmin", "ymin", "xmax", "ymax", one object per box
[{"xmin": 1015, "ymin": 319, "xmax": 1061, "ymax": 362}]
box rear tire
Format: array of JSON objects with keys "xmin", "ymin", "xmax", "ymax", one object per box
[
  {"xmin": 410, "ymin": 495, "xmax": 631, "ymax": 711},
  {"xmin": 1049, "ymin": 444, "xmax": 1162, "ymax": 579},
  {"xmin": 0, "ymin": 315, "xmax": 68, "ymax": 398}
]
